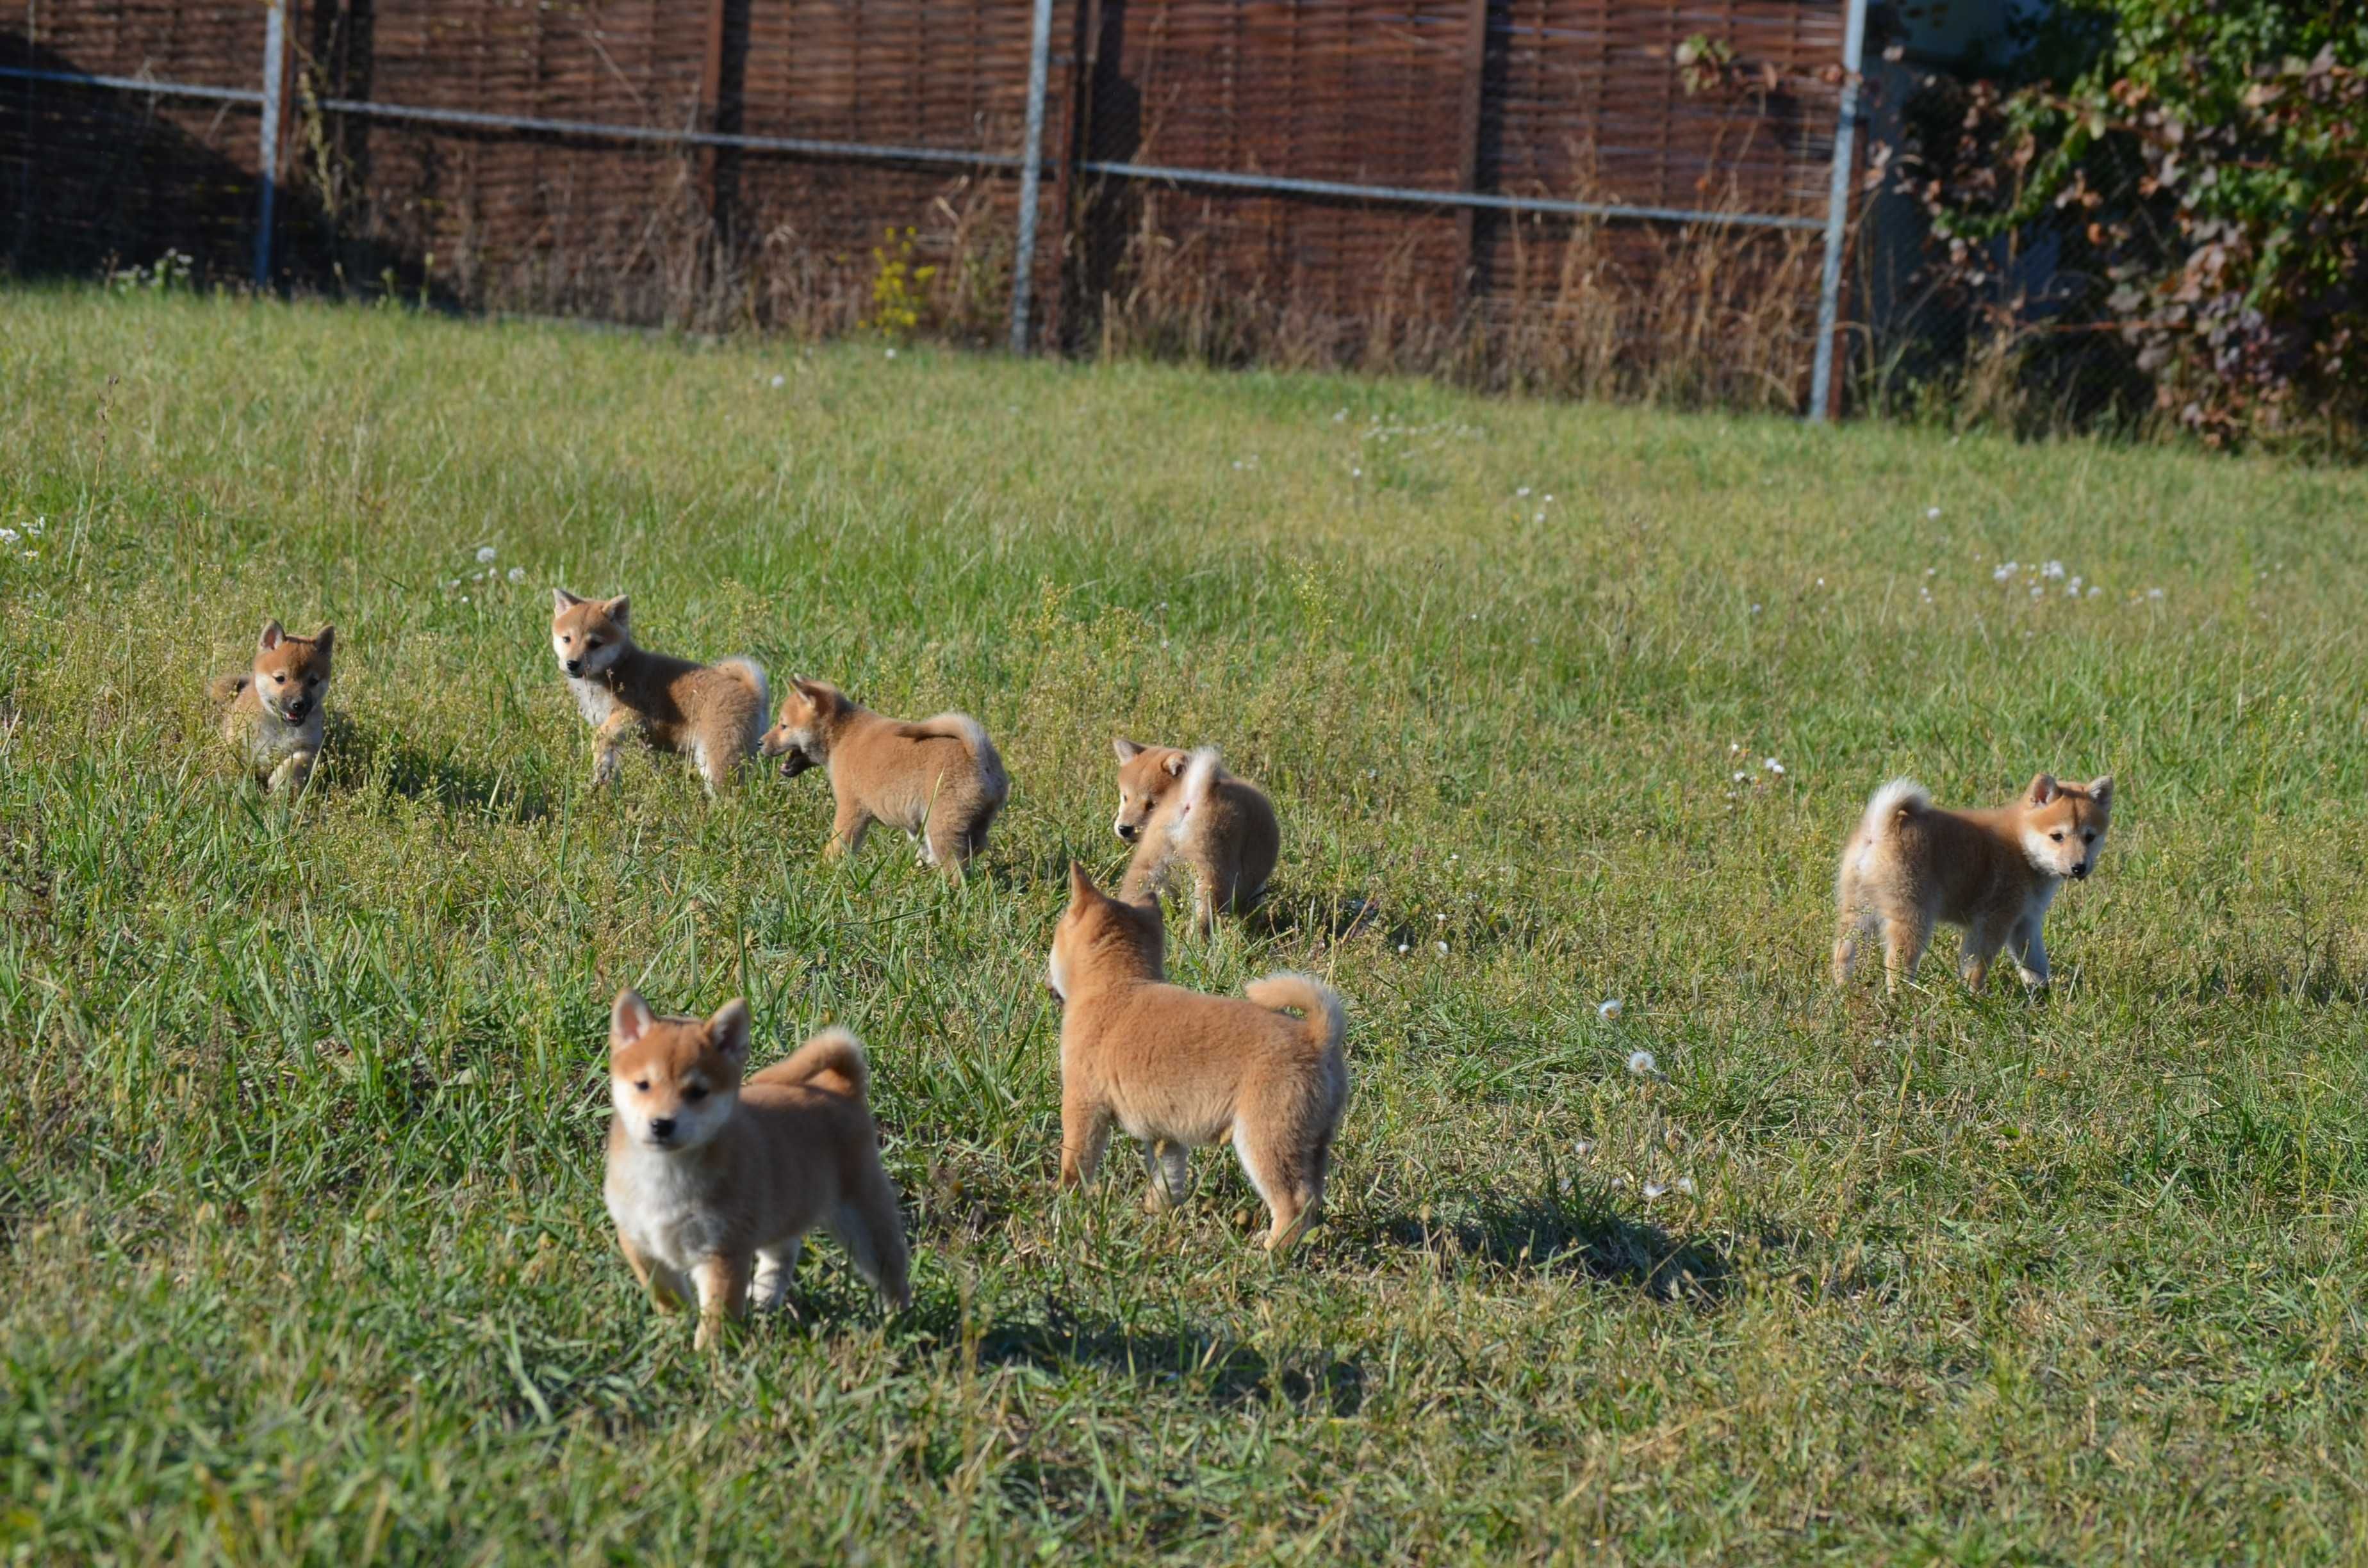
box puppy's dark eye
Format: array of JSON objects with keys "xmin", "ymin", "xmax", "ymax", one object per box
[
  {"xmin": 683, "ymin": 1084, "xmax": 709, "ymax": 1102},
  {"xmin": 273, "ymin": 673, "xmax": 287, "ymax": 683},
  {"xmin": 632, "ymin": 1079, "xmax": 649, "ymax": 1092},
  {"xmin": 2083, "ymin": 831, "xmax": 2097, "ymax": 842},
  {"xmin": 585, "ymin": 639, "xmax": 602, "ymax": 650},
  {"xmin": 2050, "ymin": 831, "xmax": 2064, "ymax": 842}
]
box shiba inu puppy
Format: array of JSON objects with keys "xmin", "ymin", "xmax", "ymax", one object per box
[
  {"xmin": 1111, "ymin": 740, "xmax": 1279, "ymax": 933},
  {"xmin": 1833, "ymin": 773, "xmax": 2115, "ymax": 993},
  {"xmin": 208, "ymin": 619, "xmax": 333, "ymax": 794},
  {"xmin": 1046, "ymin": 864, "xmax": 1347, "ymax": 1250},
  {"xmin": 603, "ymin": 990, "xmax": 911, "ymax": 1349},
  {"xmin": 549, "ymin": 589, "xmax": 768, "ymax": 793},
  {"xmin": 759, "ymin": 678, "xmax": 1008, "ymax": 877}
]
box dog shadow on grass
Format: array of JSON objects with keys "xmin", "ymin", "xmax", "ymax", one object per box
[
  {"xmin": 322, "ymin": 717, "xmax": 557, "ymax": 824},
  {"xmin": 1363, "ymin": 1193, "xmax": 1732, "ymax": 1305},
  {"xmin": 966, "ymin": 1300, "xmax": 1369, "ymax": 1415}
]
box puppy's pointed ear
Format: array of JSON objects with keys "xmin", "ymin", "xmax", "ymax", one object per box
[
  {"xmin": 258, "ymin": 619, "xmax": 284, "ymax": 651},
  {"xmin": 2026, "ymin": 772, "xmax": 2060, "ymax": 806},
  {"xmin": 601, "ymin": 594, "xmax": 630, "ymax": 627},
  {"xmin": 313, "ymin": 625, "xmax": 335, "ymax": 657},
  {"xmin": 611, "ymin": 988, "xmax": 655, "ymax": 1050},
  {"xmin": 2085, "ymin": 774, "xmax": 2113, "ymax": 809},
  {"xmin": 707, "ymin": 999, "xmax": 751, "ymax": 1065},
  {"xmin": 1112, "ymin": 738, "xmax": 1143, "ymax": 762},
  {"xmin": 552, "ymin": 588, "xmax": 585, "ymax": 613},
  {"xmin": 1162, "ymin": 752, "xmax": 1188, "ymax": 778},
  {"xmin": 1067, "ymin": 861, "xmax": 1100, "ymax": 904}
]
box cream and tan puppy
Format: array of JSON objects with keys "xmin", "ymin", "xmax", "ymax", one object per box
[
  {"xmin": 603, "ymin": 990, "xmax": 910, "ymax": 1348},
  {"xmin": 759, "ymin": 677, "xmax": 1008, "ymax": 877},
  {"xmin": 1833, "ymin": 773, "xmax": 2115, "ymax": 993},
  {"xmin": 1112, "ymin": 740, "xmax": 1279, "ymax": 933},
  {"xmin": 550, "ymin": 589, "xmax": 768, "ymax": 793},
  {"xmin": 1046, "ymin": 864, "xmax": 1347, "ymax": 1250},
  {"xmin": 209, "ymin": 619, "xmax": 333, "ymax": 794}
]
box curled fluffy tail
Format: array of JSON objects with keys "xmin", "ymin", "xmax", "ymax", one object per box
[
  {"xmin": 773, "ymin": 1025, "xmax": 869, "ymax": 1098},
  {"xmin": 1244, "ymin": 972, "xmax": 1345, "ymax": 1055},
  {"xmin": 1165, "ymin": 746, "xmax": 1222, "ymax": 849},
  {"xmin": 1857, "ymin": 778, "xmax": 1929, "ymax": 842},
  {"xmin": 716, "ymin": 657, "xmax": 771, "ymax": 747},
  {"xmin": 900, "ymin": 713, "xmax": 1008, "ymax": 802},
  {"xmin": 208, "ymin": 671, "xmax": 250, "ymax": 706}
]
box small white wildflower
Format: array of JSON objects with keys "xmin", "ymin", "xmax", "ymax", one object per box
[
  {"xmin": 1534, "ymin": 512, "xmax": 1545, "ymax": 523},
  {"xmin": 1232, "ymin": 460, "xmax": 1244, "ymax": 470},
  {"xmin": 1729, "ymin": 742, "xmax": 1743, "ymax": 753},
  {"xmin": 2088, "ymin": 585, "xmax": 2102, "ymax": 598},
  {"xmin": 476, "ymin": 545, "xmax": 497, "ymax": 564},
  {"xmin": 1332, "ymin": 409, "xmax": 1346, "ymax": 421},
  {"xmin": 1574, "ymin": 1139, "xmax": 1595, "ymax": 1157},
  {"xmin": 1732, "ymin": 770, "xmax": 1749, "ymax": 783},
  {"xmin": 1925, "ymin": 567, "xmax": 1937, "ymax": 576},
  {"xmin": 1749, "ymin": 603, "xmax": 1763, "ymax": 615},
  {"xmin": 2041, "ymin": 560, "xmax": 2066, "ymax": 579},
  {"xmin": 1516, "ymin": 486, "xmax": 1531, "ymax": 498},
  {"xmin": 1926, "ymin": 506, "xmax": 1942, "ymax": 520},
  {"xmin": 459, "ymin": 595, "xmax": 469, "ymax": 603},
  {"xmin": 770, "ymin": 374, "xmax": 785, "ymax": 388},
  {"xmin": 1627, "ymin": 1049, "xmax": 1659, "ymax": 1077},
  {"xmin": 1435, "ymin": 913, "xmax": 1447, "ymax": 923},
  {"xmin": 1543, "ymin": 494, "xmax": 1554, "ymax": 503},
  {"xmin": 1597, "ymin": 999, "xmax": 1622, "ymax": 1020},
  {"xmin": 1397, "ymin": 942, "xmax": 1410, "ymax": 954},
  {"xmin": 1816, "ymin": 576, "xmax": 1826, "ymax": 587},
  {"xmin": 2030, "ymin": 585, "xmax": 2044, "ymax": 600},
  {"xmin": 1448, "ymin": 854, "xmax": 1458, "ymax": 862},
  {"xmin": 884, "ymin": 348, "xmax": 898, "ymax": 360},
  {"xmin": 1435, "ymin": 940, "xmax": 1449, "ymax": 954},
  {"xmin": 1674, "ymin": 1177, "xmax": 1697, "ymax": 1195},
  {"xmin": 1641, "ymin": 1182, "xmax": 1668, "ymax": 1200},
  {"xmin": 1351, "ymin": 466, "xmax": 1362, "ymax": 477},
  {"xmin": 1764, "ymin": 757, "xmax": 1784, "ymax": 774},
  {"xmin": 2148, "ymin": 587, "xmax": 2165, "ymax": 600},
  {"xmin": 0, "ymin": 528, "xmax": 17, "ymax": 546},
  {"xmin": 508, "ymin": 566, "xmax": 526, "ymax": 585},
  {"xmin": 1993, "ymin": 564, "xmax": 2014, "ymax": 582},
  {"xmin": 1160, "ymin": 639, "xmax": 1170, "ymax": 649}
]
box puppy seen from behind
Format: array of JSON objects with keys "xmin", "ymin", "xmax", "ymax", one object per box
[
  {"xmin": 760, "ymin": 676, "xmax": 1009, "ymax": 878},
  {"xmin": 1111, "ymin": 739, "xmax": 1279, "ymax": 934},
  {"xmin": 1046, "ymin": 863, "xmax": 1347, "ymax": 1252}
]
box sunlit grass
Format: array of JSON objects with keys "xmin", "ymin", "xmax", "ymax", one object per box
[{"xmin": 3, "ymin": 286, "xmax": 2366, "ymax": 1562}]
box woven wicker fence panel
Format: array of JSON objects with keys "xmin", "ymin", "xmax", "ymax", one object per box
[
  {"xmin": 1076, "ymin": 0, "xmax": 1474, "ymax": 332},
  {"xmin": 3, "ymin": 1, "xmax": 267, "ymax": 275}
]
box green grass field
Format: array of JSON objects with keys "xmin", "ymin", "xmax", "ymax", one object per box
[{"xmin": 4, "ymin": 287, "xmax": 2367, "ymax": 1564}]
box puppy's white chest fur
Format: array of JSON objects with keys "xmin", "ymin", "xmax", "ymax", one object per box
[
  {"xmin": 240, "ymin": 706, "xmax": 321, "ymax": 769},
  {"xmin": 570, "ymin": 676, "xmax": 621, "ymax": 728},
  {"xmin": 605, "ymin": 1145, "xmax": 729, "ymax": 1273}
]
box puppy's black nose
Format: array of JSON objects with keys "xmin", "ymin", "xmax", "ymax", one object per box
[
  {"xmin": 1116, "ymin": 822, "xmax": 1138, "ymax": 842},
  {"xmin": 648, "ymin": 1116, "xmax": 677, "ymax": 1139},
  {"xmin": 286, "ymin": 701, "xmax": 309, "ymax": 719},
  {"xmin": 564, "ymin": 659, "xmax": 584, "ymax": 676},
  {"xmin": 2071, "ymin": 863, "xmax": 2091, "ymax": 880}
]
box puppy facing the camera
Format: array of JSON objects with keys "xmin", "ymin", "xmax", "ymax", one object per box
[
  {"xmin": 1112, "ymin": 740, "xmax": 1279, "ymax": 933},
  {"xmin": 603, "ymin": 989, "xmax": 910, "ymax": 1349},
  {"xmin": 759, "ymin": 678, "xmax": 1008, "ymax": 877},
  {"xmin": 550, "ymin": 589, "xmax": 768, "ymax": 793},
  {"xmin": 1046, "ymin": 863, "xmax": 1347, "ymax": 1251},
  {"xmin": 1833, "ymin": 773, "xmax": 2115, "ymax": 993},
  {"xmin": 208, "ymin": 619, "xmax": 333, "ymax": 794}
]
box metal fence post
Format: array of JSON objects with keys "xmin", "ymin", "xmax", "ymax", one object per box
[
  {"xmin": 254, "ymin": 0, "xmax": 286, "ymax": 286},
  {"xmin": 1807, "ymin": 0, "xmax": 1868, "ymax": 422},
  {"xmin": 1007, "ymin": 0, "xmax": 1055, "ymax": 354}
]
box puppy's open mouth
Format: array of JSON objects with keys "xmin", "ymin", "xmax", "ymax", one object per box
[{"xmin": 777, "ymin": 751, "xmax": 817, "ymax": 779}]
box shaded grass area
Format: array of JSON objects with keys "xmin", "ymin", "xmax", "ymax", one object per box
[{"xmin": 2, "ymin": 287, "xmax": 2366, "ymax": 1562}]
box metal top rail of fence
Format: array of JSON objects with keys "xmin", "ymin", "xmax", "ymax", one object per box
[{"xmin": 3, "ymin": 0, "xmax": 1868, "ymax": 418}]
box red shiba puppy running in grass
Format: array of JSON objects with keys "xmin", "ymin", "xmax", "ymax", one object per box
[
  {"xmin": 1046, "ymin": 863, "xmax": 1347, "ymax": 1252},
  {"xmin": 759, "ymin": 677, "xmax": 1008, "ymax": 879},
  {"xmin": 1833, "ymin": 772, "xmax": 2115, "ymax": 993},
  {"xmin": 1111, "ymin": 740, "xmax": 1279, "ymax": 934},
  {"xmin": 603, "ymin": 990, "xmax": 910, "ymax": 1350},
  {"xmin": 549, "ymin": 589, "xmax": 768, "ymax": 794},
  {"xmin": 209, "ymin": 619, "xmax": 333, "ymax": 794}
]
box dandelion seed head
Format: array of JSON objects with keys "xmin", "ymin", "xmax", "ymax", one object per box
[
  {"xmin": 1597, "ymin": 999, "xmax": 1622, "ymax": 1020},
  {"xmin": 1641, "ymin": 1182, "xmax": 1668, "ymax": 1200},
  {"xmin": 1435, "ymin": 940, "xmax": 1449, "ymax": 954},
  {"xmin": 1627, "ymin": 1049, "xmax": 1659, "ymax": 1077},
  {"xmin": 1675, "ymin": 1177, "xmax": 1697, "ymax": 1195},
  {"xmin": 1926, "ymin": 506, "xmax": 1942, "ymax": 520},
  {"xmin": 476, "ymin": 546, "xmax": 497, "ymax": 564},
  {"xmin": 508, "ymin": 566, "xmax": 527, "ymax": 585},
  {"xmin": 769, "ymin": 374, "xmax": 785, "ymax": 388}
]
